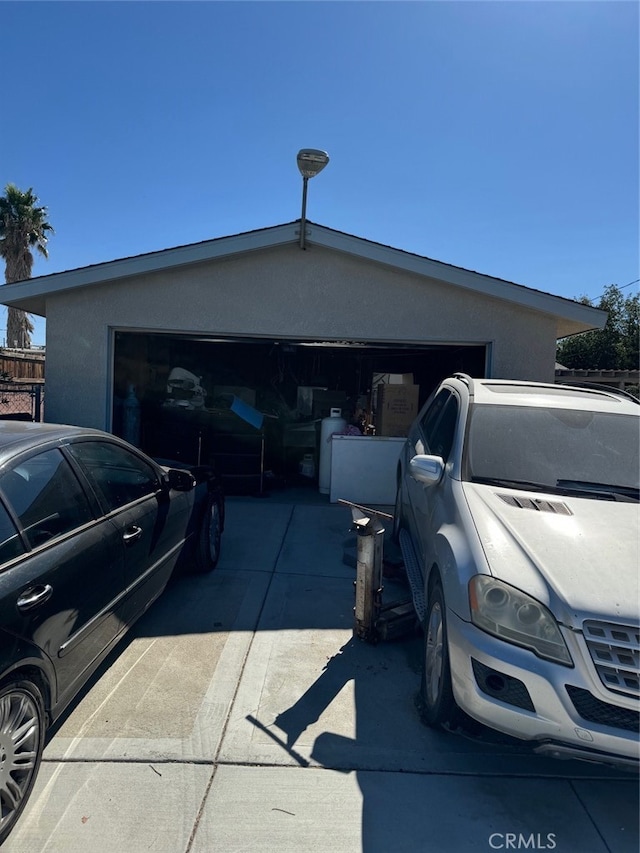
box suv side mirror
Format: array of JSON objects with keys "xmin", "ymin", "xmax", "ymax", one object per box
[
  {"xmin": 165, "ymin": 468, "xmax": 196, "ymax": 492},
  {"xmin": 409, "ymin": 454, "xmax": 445, "ymax": 486}
]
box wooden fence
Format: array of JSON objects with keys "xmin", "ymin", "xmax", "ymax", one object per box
[{"xmin": 0, "ymin": 348, "xmax": 45, "ymax": 381}]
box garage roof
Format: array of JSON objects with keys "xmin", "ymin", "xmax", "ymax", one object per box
[{"xmin": 0, "ymin": 220, "xmax": 606, "ymax": 338}]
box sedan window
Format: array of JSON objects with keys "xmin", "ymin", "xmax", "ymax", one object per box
[
  {"xmin": 0, "ymin": 499, "xmax": 26, "ymax": 564},
  {"xmin": 68, "ymin": 441, "xmax": 160, "ymax": 513},
  {"xmin": 0, "ymin": 450, "xmax": 94, "ymax": 548}
]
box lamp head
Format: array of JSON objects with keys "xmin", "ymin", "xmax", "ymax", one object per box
[{"xmin": 297, "ymin": 149, "xmax": 330, "ymax": 179}]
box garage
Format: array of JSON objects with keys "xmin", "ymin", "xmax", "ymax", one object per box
[
  {"xmin": 1, "ymin": 221, "xmax": 606, "ymax": 501},
  {"xmin": 112, "ymin": 330, "xmax": 487, "ymax": 494}
]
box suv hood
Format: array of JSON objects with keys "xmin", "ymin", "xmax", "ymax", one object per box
[{"xmin": 462, "ymin": 483, "xmax": 639, "ymax": 625}]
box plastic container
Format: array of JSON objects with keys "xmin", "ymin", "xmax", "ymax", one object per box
[
  {"xmin": 122, "ymin": 383, "xmax": 141, "ymax": 447},
  {"xmin": 299, "ymin": 453, "xmax": 315, "ymax": 478},
  {"xmin": 319, "ymin": 408, "xmax": 347, "ymax": 494}
]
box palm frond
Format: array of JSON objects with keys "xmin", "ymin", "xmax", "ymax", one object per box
[{"xmin": 0, "ymin": 183, "xmax": 53, "ymax": 347}]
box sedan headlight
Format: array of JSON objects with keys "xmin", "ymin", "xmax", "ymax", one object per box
[{"xmin": 469, "ymin": 575, "xmax": 573, "ymax": 666}]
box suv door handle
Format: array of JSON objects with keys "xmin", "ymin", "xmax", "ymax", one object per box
[
  {"xmin": 17, "ymin": 584, "xmax": 53, "ymax": 612},
  {"xmin": 123, "ymin": 525, "xmax": 143, "ymax": 545}
]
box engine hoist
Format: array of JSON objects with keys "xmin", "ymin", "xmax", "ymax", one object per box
[{"xmin": 339, "ymin": 499, "xmax": 419, "ymax": 644}]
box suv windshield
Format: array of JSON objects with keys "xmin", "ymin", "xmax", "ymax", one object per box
[{"xmin": 466, "ymin": 405, "xmax": 639, "ymax": 496}]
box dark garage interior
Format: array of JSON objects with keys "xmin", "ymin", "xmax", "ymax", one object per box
[{"xmin": 112, "ymin": 332, "xmax": 487, "ymax": 494}]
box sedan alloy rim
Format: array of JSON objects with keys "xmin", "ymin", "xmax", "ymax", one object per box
[
  {"xmin": 0, "ymin": 690, "xmax": 40, "ymax": 832},
  {"xmin": 393, "ymin": 486, "xmax": 402, "ymax": 539},
  {"xmin": 208, "ymin": 503, "xmax": 220, "ymax": 563}
]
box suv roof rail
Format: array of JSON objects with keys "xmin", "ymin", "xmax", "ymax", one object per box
[
  {"xmin": 451, "ymin": 372, "xmax": 474, "ymax": 392},
  {"xmin": 556, "ymin": 381, "xmax": 640, "ymax": 405}
]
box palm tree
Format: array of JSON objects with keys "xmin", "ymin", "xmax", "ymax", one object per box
[{"xmin": 0, "ymin": 183, "xmax": 53, "ymax": 348}]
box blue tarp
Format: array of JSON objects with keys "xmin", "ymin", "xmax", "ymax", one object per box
[{"xmin": 230, "ymin": 395, "xmax": 264, "ymax": 430}]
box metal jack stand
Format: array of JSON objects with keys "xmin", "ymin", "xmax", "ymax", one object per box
[{"xmin": 340, "ymin": 500, "xmax": 417, "ymax": 644}]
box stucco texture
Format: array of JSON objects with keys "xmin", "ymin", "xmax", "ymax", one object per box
[{"xmin": 44, "ymin": 244, "xmax": 557, "ymax": 429}]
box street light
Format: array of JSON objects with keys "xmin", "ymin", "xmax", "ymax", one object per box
[{"xmin": 297, "ymin": 149, "xmax": 329, "ymax": 249}]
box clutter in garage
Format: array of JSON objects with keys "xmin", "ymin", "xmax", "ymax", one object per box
[{"xmin": 112, "ymin": 331, "xmax": 485, "ymax": 496}]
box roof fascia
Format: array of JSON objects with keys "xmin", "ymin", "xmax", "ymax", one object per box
[
  {"xmin": 0, "ymin": 222, "xmax": 299, "ymax": 308},
  {"xmin": 1, "ymin": 219, "xmax": 606, "ymax": 334}
]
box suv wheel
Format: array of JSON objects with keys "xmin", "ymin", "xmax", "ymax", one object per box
[{"xmin": 418, "ymin": 581, "xmax": 462, "ymax": 729}]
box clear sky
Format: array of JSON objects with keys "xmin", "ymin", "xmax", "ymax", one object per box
[{"xmin": 2, "ymin": 0, "xmax": 638, "ymax": 346}]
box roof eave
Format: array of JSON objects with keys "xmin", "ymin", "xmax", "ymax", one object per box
[
  {"xmin": 555, "ymin": 315, "xmax": 607, "ymax": 339},
  {"xmin": 306, "ymin": 224, "xmax": 607, "ymax": 335},
  {"xmin": 0, "ymin": 220, "xmax": 607, "ymax": 334},
  {"xmin": 0, "ymin": 222, "xmax": 301, "ymax": 317}
]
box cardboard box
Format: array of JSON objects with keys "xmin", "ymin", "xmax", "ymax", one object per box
[
  {"xmin": 376, "ymin": 383, "xmax": 419, "ymax": 437},
  {"xmin": 297, "ymin": 386, "xmax": 327, "ymax": 417},
  {"xmin": 371, "ymin": 373, "xmax": 414, "ymax": 410},
  {"xmin": 372, "ymin": 372, "xmax": 414, "ymax": 387}
]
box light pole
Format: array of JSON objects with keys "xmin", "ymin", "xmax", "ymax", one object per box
[{"xmin": 297, "ymin": 149, "xmax": 329, "ymax": 250}]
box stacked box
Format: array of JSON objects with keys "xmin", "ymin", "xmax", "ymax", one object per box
[
  {"xmin": 376, "ymin": 384, "xmax": 419, "ymax": 437},
  {"xmin": 296, "ymin": 386, "xmax": 326, "ymax": 417},
  {"xmin": 371, "ymin": 373, "xmax": 414, "ymax": 410},
  {"xmin": 372, "ymin": 372, "xmax": 414, "ymax": 387}
]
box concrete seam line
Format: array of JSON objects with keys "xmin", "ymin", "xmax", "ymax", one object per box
[
  {"xmin": 184, "ymin": 505, "xmax": 297, "ymax": 851},
  {"xmin": 212, "ymin": 504, "xmax": 295, "ymax": 757}
]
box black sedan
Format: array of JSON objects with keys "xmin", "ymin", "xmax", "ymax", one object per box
[{"xmin": 0, "ymin": 422, "xmax": 224, "ymax": 843}]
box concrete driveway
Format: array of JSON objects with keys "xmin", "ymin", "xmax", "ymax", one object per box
[{"xmin": 5, "ymin": 495, "xmax": 639, "ymax": 852}]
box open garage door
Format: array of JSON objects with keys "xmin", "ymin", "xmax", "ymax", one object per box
[{"xmin": 112, "ymin": 332, "xmax": 487, "ymax": 494}]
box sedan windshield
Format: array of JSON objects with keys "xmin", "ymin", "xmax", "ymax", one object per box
[{"xmin": 466, "ymin": 405, "xmax": 639, "ymax": 496}]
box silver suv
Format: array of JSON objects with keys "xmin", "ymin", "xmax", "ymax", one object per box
[{"xmin": 393, "ymin": 374, "xmax": 639, "ymax": 769}]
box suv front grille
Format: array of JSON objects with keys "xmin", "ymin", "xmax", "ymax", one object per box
[
  {"xmin": 583, "ymin": 620, "xmax": 640, "ymax": 698},
  {"xmin": 566, "ymin": 686, "xmax": 639, "ymax": 733}
]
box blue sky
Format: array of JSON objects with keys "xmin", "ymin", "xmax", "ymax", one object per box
[{"xmin": 2, "ymin": 0, "xmax": 638, "ymax": 346}]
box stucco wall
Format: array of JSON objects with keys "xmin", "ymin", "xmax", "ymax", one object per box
[{"xmin": 44, "ymin": 244, "xmax": 558, "ymax": 429}]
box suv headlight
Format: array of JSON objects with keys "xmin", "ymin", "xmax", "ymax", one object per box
[{"xmin": 469, "ymin": 575, "xmax": 573, "ymax": 666}]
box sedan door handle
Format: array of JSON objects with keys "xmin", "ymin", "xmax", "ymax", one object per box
[
  {"xmin": 122, "ymin": 525, "xmax": 143, "ymax": 545},
  {"xmin": 17, "ymin": 584, "xmax": 53, "ymax": 612}
]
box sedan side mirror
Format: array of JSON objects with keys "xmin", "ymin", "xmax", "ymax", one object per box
[
  {"xmin": 409, "ymin": 454, "xmax": 445, "ymax": 486},
  {"xmin": 165, "ymin": 468, "xmax": 196, "ymax": 492}
]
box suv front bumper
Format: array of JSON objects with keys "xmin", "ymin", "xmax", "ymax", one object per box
[{"xmin": 446, "ymin": 609, "xmax": 640, "ymax": 770}]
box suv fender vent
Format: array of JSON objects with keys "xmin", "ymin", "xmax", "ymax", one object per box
[{"xmin": 497, "ymin": 494, "xmax": 573, "ymax": 515}]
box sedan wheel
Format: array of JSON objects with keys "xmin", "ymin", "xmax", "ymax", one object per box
[
  {"xmin": 0, "ymin": 679, "xmax": 45, "ymax": 845},
  {"xmin": 195, "ymin": 495, "xmax": 222, "ymax": 573},
  {"xmin": 418, "ymin": 581, "xmax": 461, "ymax": 728},
  {"xmin": 392, "ymin": 481, "xmax": 403, "ymax": 543}
]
